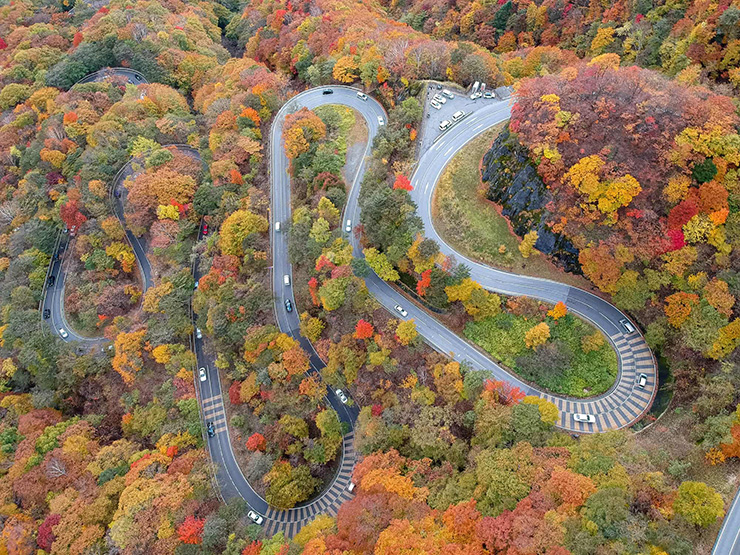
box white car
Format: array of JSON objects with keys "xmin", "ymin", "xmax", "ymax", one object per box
[
  {"xmin": 283, "ymin": 274, "xmax": 291, "ymax": 286},
  {"xmin": 620, "ymin": 318, "xmax": 636, "ymax": 334},
  {"xmin": 247, "ymin": 510, "xmax": 264, "ymax": 525},
  {"xmin": 394, "ymin": 304, "xmax": 408, "ymax": 317},
  {"xmin": 335, "ymin": 389, "xmax": 348, "ymax": 404},
  {"xmin": 348, "ymin": 481, "xmax": 356, "ymax": 492},
  {"xmin": 442, "ymin": 89, "xmax": 454, "ymax": 99},
  {"xmin": 274, "ymin": 221, "xmax": 281, "ymax": 232},
  {"xmin": 430, "ymin": 100, "xmax": 442, "ymax": 110},
  {"xmin": 439, "ymin": 120, "xmax": 451, "ymax": 131},
  {"xmin": 58, "ymin": 328, "xmax": 68, "ymax": 339},
  {"xmin": 637, "ymin": 373, "xmax": 648, "ymax": 388},
  {"xmin": 194, "ymin": 280, "xmax": 199, "ymax": 290},
  {"xmin": 470, "ymin": 92, "xmax": 482, "ymax": 100},
  {"xmin": 573, "ymin": 413, "xmax": 595, "ymax": 423},
  {"xmin": 377, "ymin": 116, "xmax": 384, "ymax": 126},
  {"xmin": 345, "ymin": 219, "xmax": 352, "ymax": 233},
  {"xmin": 196, "ymin": 328, "xmax": 202, "ymax": 339},
  {"xmin": 452, "ymin": 110, "xmax": 466, "ymax": 122},
  {"xmin": 356, "ymin": 92, "xmax": 368, "ymax": 101},
  {"xmin": 433, "ymin": 95, "xmax": 446, "ymax": 104},
  {"xmin": 199, "ymin": 367, "xmax": 207, "ymax": 382}
]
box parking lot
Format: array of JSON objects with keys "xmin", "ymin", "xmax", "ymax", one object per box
[{"xmin": 418, "ymin": 83, "xmax": 512, "ymax": 154}]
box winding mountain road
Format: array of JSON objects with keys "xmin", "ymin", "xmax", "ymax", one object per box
[{"xmin": 44, "ymin": 74, "xmax": 740, "ymax": 547}]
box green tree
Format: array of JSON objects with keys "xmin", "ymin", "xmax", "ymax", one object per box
[{"xmin": 673, "ymin": 481, "xmax": 725, "ymax": 527}]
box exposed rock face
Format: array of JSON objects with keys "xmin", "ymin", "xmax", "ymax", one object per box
[{"xmin": 481, "ymin": 127, "xmax": 581, "ymax": 273}]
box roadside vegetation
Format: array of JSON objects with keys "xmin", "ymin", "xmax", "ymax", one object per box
[{"xmin": 433, "ymin": 125, "xmax": 592, "ymax": 289}]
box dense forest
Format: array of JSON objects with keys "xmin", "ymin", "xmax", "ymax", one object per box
[{"xmin": 0, "ymin": 0, "xmax": 738, "ymax": 552}]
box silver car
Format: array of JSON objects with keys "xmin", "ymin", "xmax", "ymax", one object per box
[
  {"xmin": 394, "ymin": 304, "xmax": 408, "ymax": 317},
  {"xmin": 58, "ymin": 328, "xmax": 68, "ymax": 339},
  {"xmin": 335, "ymin": 389, "xmax": 348, "ymax": 404}
]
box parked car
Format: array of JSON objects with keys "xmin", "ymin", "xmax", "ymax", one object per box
[
  {"xmin": 335, "ymin": 389, "xmax": 348, "ymax": 404},
  {"xmin": 430, "ymin": 100, "xmax": 442, "ymax": 110},
  {"xmin": 377, "ymin": 116, "xmax": 384, "ymax": 126},
  {"xmin": 202, "ymin": 223, "xmax": 208, "ymax": 235},
  {"xmin": 433, "ymin": 94, "xmax": 446, "ymax": 104},
  {"xmin": 196, "ymin": 328, "xmax": 202, "ymax": 339},
  {"xmin": 573, "ymin": 413, "xmax": 595, "ymax": 423},
  {"xmin": 207, "ymin": 422, "xmax": 215, "ymax": 437},
  {"xmin": 47, "ymin": 275, "xmax": 55, "ymax": 287},
  {"xmin": 637, "ymin": 373, "xmax": 648, "ymax": 388},
  {"xmin": 247, "ymin": 511, "xmax": 264, "ymax": 525},
  {"xmin": 345, "ymin": 219, "xmax": 352, "ymax": 233},
  {"xmin": 322, "ymin": 89, "xmax": 333, "ymax": 95},
  {"xmin": 442, "ymin": 89, "xmax": 454, "ymax": 99},
  {"xmin": 436, "ymin": 83, "xmax": 442, "ymax": 89},
  {"xmin": 59, "ymin": 328, "xmax": 68, "ymax": 339},
  {"xmin": 43, "ymin": 309, "xmax": 51, "ymax": 319},
  {"xmin": 356, "ymin": 92, "xmax": 368, "ymax": 101},
  {"xmin": 284, "ymin": 299, "xmax": 293, "ymax": 312},
  {"xmin": 199, "ymin": 367, "xmax": 207, "ymax": 382},
  {"xmin": 452, "ymin": 110, "xmax": 466, "ymax": 122},
  {"xmin": 620, "ymin": 318, "xmax": 636, "ymax": 334},
  {"xmin": 439, "ymin": 120, "xmax": 452, "ymax": 131},
  {"xmin": 484, "ymin": 91, "xmax": 494, "ymax": 99},
  {"xmin": 283, "ymin": 274, "xmax": 291, "ymax": 286},
  {"xmin": 394, "ymin": 304, "xmax": 408, "ymax": 317},
  {"xmin": 348, "ymin": 481, "xmax": 356, "ymax": 492}
]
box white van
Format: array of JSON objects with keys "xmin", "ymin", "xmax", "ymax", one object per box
[
  {"xmin": 452, "ymin": 110, "xmax": 465, "ymax": 122},
  {"xmin": 283, "ymin": 274, "xmax": 291, "ymax": 286},
  {"xmin": 439, "ymin": 120, "xmax": 452, "ymax": 131}
]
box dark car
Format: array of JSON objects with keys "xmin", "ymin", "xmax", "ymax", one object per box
[
  {"xmin": 207, "ymin": 422, "xmax": 215, "ymax": 438},
  {"xmin": 436, "ymin": 83, "xmax": 442, "ymax": 89},
  {"xmin": 202, "ymin": 223, "xmax": 208, "ymax": 236},
  {"xmin": 322, "ymin": 89, "xmax": 334, "ymax": 95},
  {"xmin": 47, "ymin": 275, "xmax": 55, "ymax": 287},
  {"xmin": 43, "ymin": 309, "xmax": 51, "ymax": 320},
  {"xmin": 284, "ymin": 299, "xmax": 293, "ymax": 312},
  {"xmin": 114, "ymin": 189, "xmax": 121, "ymax": 198}
]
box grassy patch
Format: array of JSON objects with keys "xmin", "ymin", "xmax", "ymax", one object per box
[
  {"xmin": 464, "ymin": 307, "xmax": 618, "ymax": 398},
  {"xmin": 432, "ymin": 125, "xmax": 592, "ymax": 289}
]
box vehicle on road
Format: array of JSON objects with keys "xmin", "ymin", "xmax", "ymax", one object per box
[
  {"xmin": 58, "ymin": 328, "xmax": 68, "ymax": 339},
  {"xmin": 47, "ymin": 275, "xmax": 55, "ymax": 287},
  {"xmin": 452, "ymin": 110, "xmax": 466, "ymax": 122},
  {"xmin": 194, "ymin": 280, "xmax": 199, "ymax": 289},
  {"xmin": 484, "ymin": 91, "xmax": 494, "ymax": 99},
  {"xmin": 134, "ymin": 74, "xmax": 142, "ymax": 81},
  {"xmin": 335, "ymin": 389, "xmax": 348, "ymax": 404},
  {"xmin": 439, "ymin": 120, "xmax": 452, "ymax": 131},
  {"xmin": 637, "ymin": 373, "xmax": 648, "ymax": 388},
  {"xmin": 394, "ymin": 304, "xmax": 408, "ymax": 317},
  {"xmin": 207, "ymin": 422, "xmax": 215, "ymax": 437},
  {"xmin": 348, "ymin": 481, "xmax": 356, "ymax": 492},
  {"xmin": 283, "ymin": 274, "xmax": 291, "ymax": 286},
  {"xmin": 573, "ymin": 413, "xmax": 595, "ymax": 423},
  {"xmin": 345, "ymin": 219, "xmax": 352, "ymax": 233},
  {"xmin": 274, "ymin": 221, "xmax": 281, "ymax": 232},
  {"xmin": 377, "ymin": 116, "xmax": 384, "ymax": 126},
  {"xmin": 196, "ymin": 328, "xmax": 202, "ymax": 339},
  {"xmin": 620, "ymin": 318, "xmax": 636, "ymax": 334},
  {"xmin": 430, "ymin": 100, "xmax": 442, "ymax": 110},
  {"xmin": 284, "ymin": 299, "xmax": 293, "ymax": 312},
  {"xmin": 114, "ymin": 189, "xmax": 121, "ymax": 198},
  {"xmin": 199, "ymin": 367, "xmax": 207, "ymax": 382},
  {"xmin": 202, "ymin": 223, "xmax": 208, "ymax": 236},
  {"xmin": 322, "ymin": 89, "xmax": 333, "ymax": 95},
  {"xmin": 247, "ymin": 511, "xmax": 264, "ymax": 525},
  {"xmin": 442, "ymin": 89, "xmax": 454, "ymax": 99},
  {"xmin": 43, "ymin": 309, "xmax": 51, "ymax": 319},
  {"xmin": 356, "ymin": 92, "xmax": 368, "ymax": 101}
]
